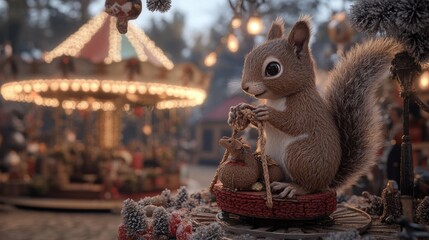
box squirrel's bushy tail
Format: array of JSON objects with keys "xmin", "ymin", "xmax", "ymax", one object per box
[{"xmin": 325, "ymin": 38, "xmax": 403, "ymax": 190}]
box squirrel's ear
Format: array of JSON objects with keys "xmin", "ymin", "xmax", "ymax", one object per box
[
  {"xmin": 267, "ymin": 17, "xmax": 285, "ymax": 40},
  {"xmin": 288, "ymin": 15, "xmax": 311, "ymax": 59}
]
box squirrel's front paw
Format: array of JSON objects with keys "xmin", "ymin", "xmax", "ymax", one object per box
[
  {"xmin": 271, "ymin": 182, "xmax": 308, "ymax": 198},
  {"xmin": 253, "ymin": 104, "xmax": 270, "ymax": 121}
]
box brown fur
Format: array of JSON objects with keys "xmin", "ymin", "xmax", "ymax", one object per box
[
  {"xmin": 218, "ymin": 137, "xmax": 259, "ymax": 190},
  {"xmin": 326, "ymin": 38, "xmax": 403, "ymax": 189},
  {"xmin": 234, "ymin": 16, "xmax": 403, "ymax": 196}
]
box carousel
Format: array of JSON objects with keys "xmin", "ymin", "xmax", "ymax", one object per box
[{"xmin": 0, "ymin": 11, "xmax": 210, "ymax": 209}]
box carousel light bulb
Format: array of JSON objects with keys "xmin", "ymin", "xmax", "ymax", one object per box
[
  {"xmin": 90, "ymin": 81, "xmax": 99, "ymax": 92},
  {"xmin": 71, "ymin": 82, "xmax": 80, "ymax": 91},
  {"xmin": 204, "ymin": 52, "xmax": 217, "ymax": 67},
  {"xmin": 23, "ymin": 84, "xmax": 32, "ymax": 93},
  {"xmin": 231, "ymin": 16, "xmax": 242, "ymax": 29},
  {"xmin": 137, "ymin": 85, "xmax": 146, "ymax": 94},
  {"xmin": 419, "ymin": 70, "xmax": 429, "ymax": 90},
  {"xmin": 60, "ymin": 81, "xmax": 69, "ymax": 91},
  {"xmin": 227, "ymin": 33, "xmax": 239, "ymax": 53},
  {"xmin": 247, "ymin": 15, "xmax": 263, "ymax": 35},
  {"xmin": 82, "ymin": 82, "xmax": 90, "ymax": 92}
]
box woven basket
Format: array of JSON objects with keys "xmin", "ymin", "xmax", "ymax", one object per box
[{"xmin": 214, "ymin": 183, "xmax": 337, "ymax": 220}]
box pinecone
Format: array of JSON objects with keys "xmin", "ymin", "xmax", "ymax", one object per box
[
  {"xmin": 182, "ymin": 198, "xmax": 199, "ymax": 210},
  {"xmin": 161, "ymin": 188, "xmax": 173, "ymax": 207},
  {"xmin": 174, "ymin": 186, "xmax": 189, "ymax": 209},
  {"xmin": 153, "ymin": 207, "xmax": 170, "ymax": 237},
  {"xmin": 146, "ymin": 0, "xmax": 171, "ymax": 12},
  {"xmin": 121, "ymin": 199, "xmax": 147, "ymax": 237},
  {"xmin": 362, "ymin": 191, "xmax": 383, "ymax": 216},
  {"xmin": 138, "ymin": 196, "xmax": 153, "ymax": 207},
  {"xmin": 192, "ymin": 222, "xmax": 225, "ymax": 240},
  {"xmin": 417, "ymin": 196, "xmax": 429, "ymax": 225}
]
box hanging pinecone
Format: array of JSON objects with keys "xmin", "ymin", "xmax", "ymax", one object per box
[
  {"xmin": 417, "ymin": 196, "xmax": 429, "ymax": 225},
  {"xmin": 146, "ymin": 0, "xmax": 171, "ymax": 12},
  {"xmin": 153, "ymin": 207, "xmax": 170, "ymax": 238},
  {"xmin": 121, "ymin": 199, "xmax": 147, "ymax": 237},
  {"xmin": 174, "ymin": 186, "xmax": 189, "ymax": 209}
]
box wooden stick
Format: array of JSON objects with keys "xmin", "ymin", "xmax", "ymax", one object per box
[{"xmin": 258, "ymin": 122, "xmax": 273, "ymax": 208}]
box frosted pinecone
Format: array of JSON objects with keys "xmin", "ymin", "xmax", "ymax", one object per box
[
  {"xmin": 192, "ymin": 222, "xmax": 225, "ymax": 240},
  {"xmin": 362, "ymin": 191, "xmax": 383, "ymax": 216},
  {"xmin": 121, "ymin": 199, "xmax": 147, "ymax": 237},
  {"xmin": 161, "ymin": 188, "xmax": 173, "ymax": 207},
  {"xmin": 138, "ymin": 196, "xmax": 153, "ymax": 207},
  {"xmin": 174, "ymin": 186, "xmax": 189, "ymax": 209},
  {"xmin": 417, "ymin": 196, "xmax": 429, "ymax": 225},
  {"xmin": 182, "ymin": 198, "xmax": 199, "ymax": 210},
  {"xmin": 153, "ymin": 207, "xmax": 170, "ymax": 237}
]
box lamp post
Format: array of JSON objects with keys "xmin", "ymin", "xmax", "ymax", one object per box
[{"xmin": 391, "ymin": 52, "xmax": 421, "ymax": 221}]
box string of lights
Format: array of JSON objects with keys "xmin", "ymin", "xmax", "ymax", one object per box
[
  {"xmin": 203, "ymin": 0, "xmax": 265, "ymax": 67},
  {"xmin": 1, "ymin": 79, "xmax": 206, "ymax": 111}
]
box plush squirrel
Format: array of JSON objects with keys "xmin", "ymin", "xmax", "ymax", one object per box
[{"xmin": 229, "ymin": 16, "xmax": 403, "ymax": 198}]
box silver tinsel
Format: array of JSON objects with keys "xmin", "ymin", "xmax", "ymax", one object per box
[
  {"xmin": 121, "ymin": 199, "xmax": 147, "ymax": 237},
  {"xmin": 146, "ymin": 0, "xmax": 171, "ymax": 12}
]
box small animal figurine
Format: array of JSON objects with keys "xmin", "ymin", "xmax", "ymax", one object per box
[
  {"xmin": 105, "ymin": 0, "xmax": 142, "ymax": 34},
  {"xmin": 218, "ymin": 136, "xmax": 259, "ymax": 191},
  {"xmin": 381, "ymin": 180, "xmax": 402, "ymax": 224}
]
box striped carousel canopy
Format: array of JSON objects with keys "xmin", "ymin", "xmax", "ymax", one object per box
[{"xmin": 43, "ymin": 12, "xmax": 174, "ymax": 70}]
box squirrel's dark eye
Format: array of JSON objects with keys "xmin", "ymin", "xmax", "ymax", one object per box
[
  {"xmin": 228, "ymin": 140, "xmax": 232, "ymax": 143},
  {"xmin": 265, "ymin": 62, "xmax": 281, "ymax": 77}
]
